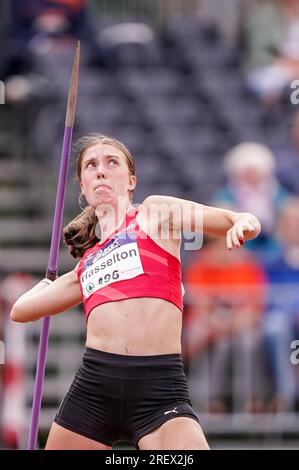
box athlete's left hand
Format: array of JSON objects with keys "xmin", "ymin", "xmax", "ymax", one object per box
[{"xmin": 226, "ymin": 214, "xmax": 261, "ymax": 250}]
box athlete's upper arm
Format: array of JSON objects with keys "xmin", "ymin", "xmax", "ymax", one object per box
[
  {"xmin": 142, "ymin": 195, "xmax": 239, "ymax": 237},
  {"xmin": 141, "ymin": 195, "xmax": 204, "ymax": 233},
  {"xmin": 11, "ymin": 269, "xmax": 83, "ymax": 322}
]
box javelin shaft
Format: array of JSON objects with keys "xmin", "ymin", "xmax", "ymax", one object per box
[{"xmin": 28, "ymin": 41, "xmax": 80, "ymax": 450}]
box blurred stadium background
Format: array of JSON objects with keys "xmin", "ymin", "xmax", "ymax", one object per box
[{"xmin": 1, "ymin": 0, "xmax": 299, "ymax": 449}]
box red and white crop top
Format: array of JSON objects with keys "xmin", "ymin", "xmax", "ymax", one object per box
[{"xmin": 77, "ymin": 207, "xmax": 184, "ymax": 320}]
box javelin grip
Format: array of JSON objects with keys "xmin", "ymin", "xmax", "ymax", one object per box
[
  {"xmin": 28, "ymin": 41, "xmax": 80, "ymax": 450},
  {"xmin": 46, "ymin": 271, "xmax": 57, "ymax": 282}
]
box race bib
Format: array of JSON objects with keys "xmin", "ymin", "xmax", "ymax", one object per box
[{"xmin": 81, "ymin": 232, "xmax": 144, "ymax": 298}]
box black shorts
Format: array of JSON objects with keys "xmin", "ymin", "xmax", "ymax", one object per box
[{"xmin": 54, "ymin": 347, "xmax": 199, "ymax": 448}]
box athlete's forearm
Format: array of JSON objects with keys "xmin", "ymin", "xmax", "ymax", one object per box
[
  {"xmin": 19, "ymin": 279, "xmax": 52, "ymax": 299},
  {"xmin": 10, "ymin": 280, "xmax": 51, "ymax": 323},
  {"xmin": 10, "ymin": 270, "xmax": 82, "ymax": 323}
]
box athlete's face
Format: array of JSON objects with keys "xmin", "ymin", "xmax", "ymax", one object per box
[{"xmin": 80, "ymin": 143, "xmax": 136, "ymax": 208}]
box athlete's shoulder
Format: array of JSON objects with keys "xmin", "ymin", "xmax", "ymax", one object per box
[
  {"xmin": 141, "ymin": 195, "xmax": 195, "ymax": 207},
  {"xmin": 142, "ymin": 194, "xmax": 173, "ymax": 206}
]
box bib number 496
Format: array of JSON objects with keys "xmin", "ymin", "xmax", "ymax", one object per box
[{"xmin": 98, "ymin": 269, "xmax": 120, "ymax": 286}]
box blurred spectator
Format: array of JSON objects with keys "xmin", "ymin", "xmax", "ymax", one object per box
[
  {"xmin": 183, "ymin": 236, "xmax": 267, "ymax": 412},
  {"xmin": 213, "ymin": 142, "xmax": 289, "ymax": 262},
  {"xmin": 263, "ymin": 197, "xmax": 299, "ymax": 411},
  {"xmin": 275, "ymin": 110, "xmax": 299, "ymax": 194},
  {"xmin": 1, "ymin": 0, "xmax": 105, "ymax": 81},
  {"xmin": 98, "ymin": 22, "xmax": 159, "ymax": 69},
  {"xmin": 0, "ymin": 1, "xmax": 10, "ymax": 72},
  {"xmin": 244, "ymin": 0, "xmax": 299, "ymax": 105},
  {"xmin": 198, "ymin": 0, "xmax": 248, "ymax": 46}
]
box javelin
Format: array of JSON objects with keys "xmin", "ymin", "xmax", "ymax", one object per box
[{"xmin": 28, "ymin": 41, "xmax": 80, "ymax": 450}]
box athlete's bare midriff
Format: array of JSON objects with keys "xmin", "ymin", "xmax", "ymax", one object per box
[{"xmin": 86, "ymin": 297, "xmax": 183, "ymax": 355}]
